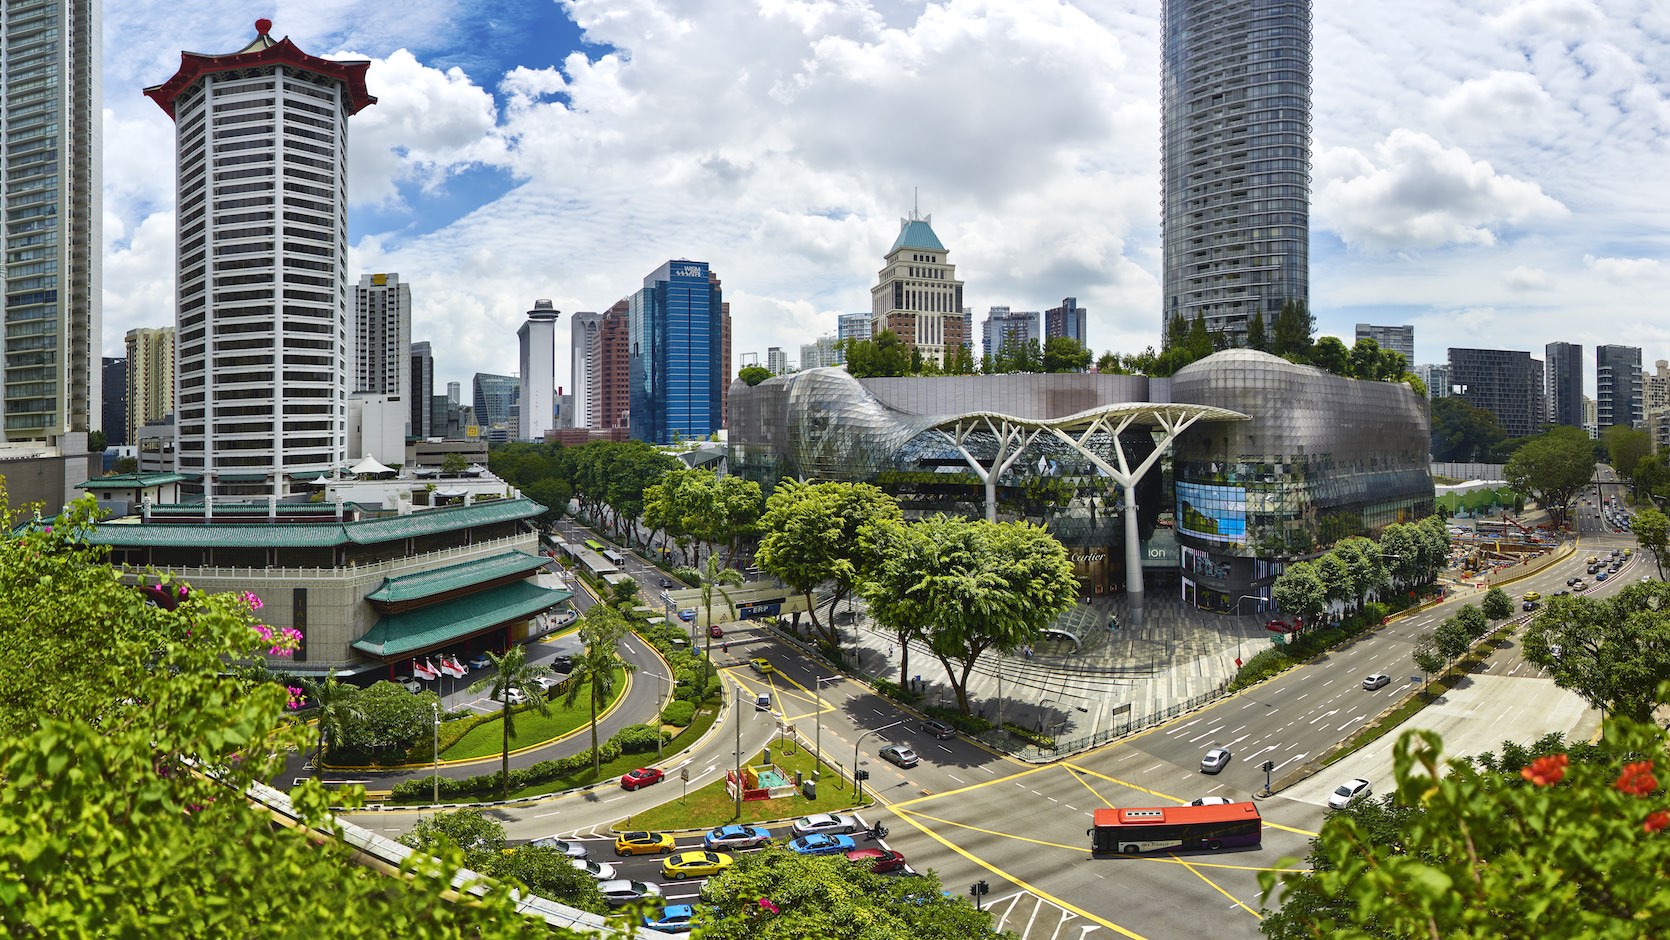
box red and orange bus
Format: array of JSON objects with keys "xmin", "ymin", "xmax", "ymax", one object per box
[{"xmin": 1089, "ymin": 803, "xmax": 1261, "ymax": 855}]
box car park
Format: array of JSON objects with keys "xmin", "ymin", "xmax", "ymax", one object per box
[
  {"xmin": 749, "ymin": 657, "xmax": 774, "ymax": 674},
  {"xmin": 790, "ymin": 813, "xmax": 860, "ymax": 836},
  {"xmin": 879, "ymin": 744, "xmax": 919, "ymax": 768},
  {"xmin": 662, "ymin": 850, "xmax": 733, "ymax": 880},
  {"xmin": 789, "ymin": 833, "xmax": 857, "ymax": 856},
  {"xmin": 571, "ymin": 858, "xmax": 618, "ymax": 881},
  {"xmin": 1328, "ymin": 778, "xmax": 1373, "ymax": 810},
  {"xmin": 644, "ymin": 905, "xmax": 698, "ymax": 934},
  {"xmin": 1200, "ymin": 747, "xmax": 1232, "ymax": 774},
  {"xmin": 1189, "ymin": 796, "xmax": 1235, "ymax": 807},
  {"xmin": 920, "ymin": 719, "xmax": 957, "ymax": 739},
  {"xmin": 598, "ymin": 879, "xmax": 663, "ymax": 907},
  {"xmin": 1362, "ymin": 673, "xmax": 1391, "ymax": 691},
  {"xmin": 845, "ymin": 848, "xmax": 907, "ymax": 873},
  {"xmin": 528, "ymin": 837, "xmax": 587, "ymax": 858},
  {"xmin": 703, "ymin": 825, "xmax": 772, "ymax": 851},
  {"xmin": 621, "ymin": 767, "xmax": 666, "ymax": 791},
  {"xmin": 615, "ymin": 831, "xmax": 676, "ymax": 856}
]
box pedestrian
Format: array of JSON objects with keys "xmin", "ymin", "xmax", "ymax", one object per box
[
  {"xmin": 723, "ymin": 640, "xmax": 730, "ymax": 654},
  {"xmin": 1024, "ymin": 645, "xmax": 1033, "ymax": 660}
]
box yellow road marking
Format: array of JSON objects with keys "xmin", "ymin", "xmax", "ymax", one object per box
[
  {"xmin": 1062, "ymin": 762, "xmax": 1187, "ymax": 803},
  {"xmin": 1263, "ymin": 820, "xmax": 1320, "ymax": 837},
  {"xmin": 1171, "ymin": 854, "xmax": 1264, "ymax": 919},
  {"xmin": 1066, "ymin": 764, "xmax": 1117, "ymax": 808},
  {"xmin": 885, "ymin": 763, "xmax": 1053, "ymax": 810}
]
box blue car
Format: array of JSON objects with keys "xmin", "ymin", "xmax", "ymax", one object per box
[
  {"xmin": 788, "ymin": 833, "xmax": 856, "ymax": 856},
  {"xmin": 1596, "ymin": 570, "xmax": 1609, "ymax": 581},
  {"xmin": 704, "ymin": 824, "xmax": 772, "ymax": 851},
  {"xmin": 644, "ymin": 904, "xmax": 697, "ymax": 934},
  {"xmin": 678, "ymin": 609, "xmax": 696, "ymax": 622}
]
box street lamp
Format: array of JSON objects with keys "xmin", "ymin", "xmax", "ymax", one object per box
[
  {"xmin": 432, "ymin": 700, "xmax": 440, "ymax": 806},
  {"xmin": 645, "ymin": 672, "xmax": 670, "ymax": 758},
  {"xmin": 853, "ymin": 721, "xmax": 901, "ymax": 803},
  {"xmin": 734, "ymin": 686, "xmax": 744, "ymax": 816},
  {"xmin": 814, "ymin": 675, "xmax": 837, "ymax": 779},
  {"xmin": 1236, "ymin": 594, "xmax": 1265, "ymax": 616}
]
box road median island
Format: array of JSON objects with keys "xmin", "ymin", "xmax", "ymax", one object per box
[{"xmin": 621, "ymin": 732, "xmax": 867, "ymax": 833}]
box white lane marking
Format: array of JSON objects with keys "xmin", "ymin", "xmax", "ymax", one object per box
[
  {"xmin": 946, "ymin": 773, "xmax": 965, "ymax": 784},
  {"xmin": 1227, "ymin": 734, "xmax": 1250, "ymax": 747},
  {"xmin": 1274, "ymin": 753, "xmax": 1307, "ymax": 772},
  {"xmin": 1309, "ymin": 709, "xmax": 1340, "ymax": 726}
]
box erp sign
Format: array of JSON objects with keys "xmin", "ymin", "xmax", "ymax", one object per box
[{"xmin": 737, "ymin": 599, "xmax": 783, "ymax": 620}]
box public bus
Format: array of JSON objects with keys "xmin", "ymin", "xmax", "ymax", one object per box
[
  {"xmin": 584, "ymin": 539, "xmax": 604, "ymax": 552},
  {"xmin": 602, "ymin": 549, "xmax": 627, "ymax": 568},
  {"xmin": 1089, "ymin": 803, "xmax": 1261, "ymax": 855}
]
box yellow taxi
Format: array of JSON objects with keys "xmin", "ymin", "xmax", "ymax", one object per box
[
  {"xmin": 749, "ymin": 657, "xmax": 774, "ymax": 674},
  {"xmin": 1521, "ymin": 591, "xmax": 1541, "ymax": 602},
  {"xmin": 614, "ymin": 830, "xmax": 676, "ymax": 857},
  {"xmin": 661, "ymin": 849, "xmax": 734, "ymax": 880}
]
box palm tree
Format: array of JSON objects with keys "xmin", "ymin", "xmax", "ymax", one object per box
[
  {"xmin": 564, "ymin": 604, "xmax": 636, "ymax": 775},
  {"xmin": 467, "ymin": 644, "xmax": 552, "ymax": 799},
  {"xmin": 675, "ymin": 554, "xmax": 743, "ymax": 670},
  {"xmin": 300, "ymin": 670, "xmax": 360, "ymax": 769}
]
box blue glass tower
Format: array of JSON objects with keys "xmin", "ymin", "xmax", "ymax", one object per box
[{"xmin": 630, "ymin": 260, "xmax": 724, "ymax": 444}]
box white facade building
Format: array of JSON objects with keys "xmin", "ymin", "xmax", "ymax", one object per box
[
  {"xmin": 146, "ymin": 20, "xmax": 375, "ymax": 498},
  {"xmin": 518, "ymin": 299, "xmax": 559, "ymax": 441},
  {"xmin": 870, "ymin": 210, "xmax": 965, "ymax": 366},
  {"xmin": 354, "ymin": 273, "xmax": 410, "ymax": 405},
  {"xmin": 570, "ymin": 311, "xmax": 601, "ymax": 428}
]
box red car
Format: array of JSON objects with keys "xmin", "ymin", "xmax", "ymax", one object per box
[
  {"xmin": 709, "ymin": 624, "xmax": 724, "ymax": 638},
  {"xmin": 620, "ymin": 767, "xmax": 665, "ymax": 791},
  {"xmin": 845, "ymin": 848, "xmax": 906, "ymax": 873}
]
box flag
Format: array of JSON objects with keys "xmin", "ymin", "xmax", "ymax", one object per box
[
  {"xmin": 425, "ymin": 658, "xmax": 442, "ymax": 680},
  {"xmin": 439, "ymin": 656, "xmax": 464, "ymax": 679},
  {"xmin": 448, "ymin": 655, "xmax": 468, "ymax": 676},
  {"xmin": 1234, "ymin": 657, "xmax": 1243, "ymax": 668},
  {"xmin": 412, "ymin": 659, "xmax": 435, "ymax": 681}
]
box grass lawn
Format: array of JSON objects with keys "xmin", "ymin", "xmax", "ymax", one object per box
[
  {"xmin": 440, "ymin": 668, "xmax": 625, "ymax": 761},
  {"xmin": 622, "ymin": 730, "xmax": 867, "ymax": 832}
]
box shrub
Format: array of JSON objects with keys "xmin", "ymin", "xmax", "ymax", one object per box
[
  {"xmin": 925, "ymin": 705, "xmax": 989, "ymax": 734},
  {"xmin": 1001, "ymin": 722, "xmax": 1055, "ymax": 749},
  {"xmin": 611, "ymin": 724, "xmax": 665, "ymax": 754},
  {"xmin": 660, "ymin": 700, "xmax": 696, "ymax": 727},
  {"xmin": 871, "ymin": 678, "xmax": 921, "ymax": 705}
]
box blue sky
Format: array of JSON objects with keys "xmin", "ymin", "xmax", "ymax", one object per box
[{"xmin": 102, "ymin": 1, "xmax": 1670, "ymax": 396}]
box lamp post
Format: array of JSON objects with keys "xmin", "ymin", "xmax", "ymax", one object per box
[
  {"xmin": 853, "ymin": 721, "xmax": 900, "ymax": 803},
  {"xmin": 813, "ymin": 675, "xmax": 836, "ymax": 779},
  {"xmin": 432, "ymin": 700, "xmax": 440, "ymax": 806},
  {"xmin": 645, "ymin": 672, "xmax": 669, "ymax": 759},
  {"xmin": 734, "ymin": 686, "xmax": 744, "ymax": 816}
]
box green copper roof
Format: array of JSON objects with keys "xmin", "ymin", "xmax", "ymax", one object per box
[
  {"xmin": 82, "ymin": 497, "xmax": 544, "ymax": 549},
  {"xmin": 889, "ymin": 218, "xmax": 945, "ymax": 254},
  {"xmin": 352, "ymin": 581, "xmax": 572, "ymax": 659},
  {"xmin": 77, "ymin": 472, "xmax": 188, "ymax": 490},
  {"xmin": 367, "ymin": 551, "xmax": 551, "ymax": 604}
]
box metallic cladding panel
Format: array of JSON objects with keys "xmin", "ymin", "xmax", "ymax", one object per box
[{"xmin": 860, "ymin": 373, "xmax": 1153, "ymax": 419}]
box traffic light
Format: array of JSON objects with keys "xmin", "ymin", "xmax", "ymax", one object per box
[
  {"xmin": 854, "ymin": 769, "xmax": 870, "ymax": 781},
  {"xmin": 1261, "ymin": 760, "xmax": 1275, "ymax": 773}
]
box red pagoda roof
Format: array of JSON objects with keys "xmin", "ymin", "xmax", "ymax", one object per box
[{"xmin": 143, "ymin": 20, "xmax": 375, "ymax": 120}]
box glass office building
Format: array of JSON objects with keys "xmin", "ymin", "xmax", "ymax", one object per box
[
  {"xmin": 730, "ymin": 350, "xmax": 1432, "ymax": 608},
  {"xmin": 630, "ymin": 260, "xmax": 724, "ymax": 444}
]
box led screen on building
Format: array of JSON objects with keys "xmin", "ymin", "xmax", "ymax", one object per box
[{"xmin": 1176, "ymin": 482, "xmax": 1248, "ymax": 543}]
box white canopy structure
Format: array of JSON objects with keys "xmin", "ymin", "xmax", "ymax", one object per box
[{"xmin": 348, "ymin": 454, "xmax": 395, "ymax": 477}]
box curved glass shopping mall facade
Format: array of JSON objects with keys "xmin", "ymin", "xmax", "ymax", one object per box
[{"xmin": 728, "ymin": 350, "xmax": 1432, "ymax": 611}]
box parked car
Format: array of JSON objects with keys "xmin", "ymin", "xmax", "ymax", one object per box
[
  {"xmin": 533, "ymin": 676, "xmax": 562, "ymax": 693},
  {"xmin": 845, "ymin": 848, "xmax": 907, "ymax": 873},
  {"xmin": 1189, "ymin": 796, "xmax": 1235, "ymax": 807},
  {"xmin": 393, "ymin": 676, "xmax": 422, "ymax": 694},
  {"xmin": 621, "ymin": 767, "xmax": 666, "ymax": 791},
  {"xmin": 879, "ymin": 744, "xmax": 919, "ymax": 768},
  {"xmin": 662, "ymin": 850, "xmax": 734, "ymax": 880},
  {"xmin": 1363, "ymin": 673, "xmax": 1391, "ymax": 691},
  {"xmin": 571, "ymin": 858, "xmax": 618, "ymax": 881},
  {"xmin": 549, "ymin": 655, "xmax": 574, "ymax": 674},
  {"xmin": 790, "ymin": 813, "xmax": 859, "ymax": 836},
  {"xmin": 528, "ymin": 836, "xmax": 588, "ymax": 859},
  {"xmin": 703, "ymin": 825, "xmax": 772, "ymax": 851},
  {"xmin": 789, "ymin": 833, "xmax": 857, "ymax": 856},
  {"xmin": 468, "ymin": 654, "xmax": 492, "ymax": 670},
  {"xmin": 920, "ymin": 719, "xmax": 957, "ymax": 740},
  {"xmin": 598, "ymin": 879, "xmax": 663, "ymax": 907},
  {"xmin": 1200, "ymin": 747, "xmax": 1232, "ymax": 774},
  {"xmin": 1328, "ymin": 778, "xmax": 1373, "ymax": 810},
  {"xmin": 614, "ymin": 831, "xmax": 676, "ymax": 856},
  {"xmin": 491, "ymin": 687, "xmax": 526, "ymax": 705}
]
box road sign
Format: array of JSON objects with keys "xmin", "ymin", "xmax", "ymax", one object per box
[{"xmin": 680, "ymin": 768, "xmax": 689, "ymax": 781}]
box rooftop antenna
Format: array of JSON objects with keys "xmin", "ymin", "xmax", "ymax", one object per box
[{"xmin": 912, "ymin": 186, "xmax": 919, "ymax": 220}]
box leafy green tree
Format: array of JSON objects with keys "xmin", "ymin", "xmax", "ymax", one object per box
[
  {"xmin": 338, "ymin": 680, "xmax": 438, "ymax": 755},
  {"xmin": 841, "ymin": 330, "xmax": 911, "ymax": 377},
  {"xmin": 738, "ymin": 364, "xmax": 773, "ymax": 386},
  {"xmin": 1603, "ymin": 425, "xmax": 1652, "ymax": 479},
  {"xmin": 675, "ymin": 553, "xmax": 744, "ymax": 666},
  {"xmin": 400, "ymin": 807, "xmax": 507, "ymax": 863},
  {"xmin": 1412, "ymin": 634, "xmax": 1445, "ymax": 681},
  {"xmin": 1095, "ymin": 350, "xmax": 1122, "ymax": 373},
  {"xmin": 862, "ymin": 514, "xmax": 1079, "ymax": 715},
  {"xmin": 1632, "ymin": 506, "xmax": 1667, "ymax": 579},
  {"xmin": 300, "ymin": 670, "xmax": 361, "ymax": 766},
  {"xmin": 1309, "ymin": 336, "xmax": 1349, "ymax": 375},
  {"xmin": 942, "ymin": 342, "xmax": 977, "ymax": 375},
  {"xmin": 1346, "ymin": 337, "xmax": 1382, "ymax": 379},
  {"xmin": 1245, "ymin": 311, "xmax": 1268, "ymax": 351},
  {"xmin": 1260, "ymin": 720, "xmax": 1670, "ymax": 938},
  {"xmin": 1315, "ymin": 552, "xmax": 1352, "ymax": 618},
  {"xmin": 564, "ymin": 603, "xmax": 635, "ymax": 773},
  {"xmin": 441, "ymin": 451, "xmax": 469, "ymax": 475},
  {"xmin": 468, "ymin": 645, "xmax": 552, "ymax": 799},
  {"xmin": 1270, "ymin": 299, "xmax": 1314, "ymax": 359},
  {"xmin": 113, "ymin": 456, "xmax": 139, "ymax": 474},
  {"xmin": 1434, "ymin": 617, "xmax": 1471, "ymax": 662},
  {"xmin": 400, "ymin": 810, "xmax": 605, "ymax": 913},
  {"xmin": 755, "ymin": 480, "xmax": 902, "ymax": 650},
  {"xmin": 87, "ymin": 429, "xmax": 107, "ymax": 453},
  {"xmin": 1378, "ymin": 522, "xmax": 1422, "ymax": 593},
  {"xmin": 1634, "ymin": 452, "xmax": 1669, "ymax": 501},
  {"xmin": 1271, "ymin": 560, "xmax": 1327, "ymax": 627},
  {"xmin": 1164, "ymin": 311, "xmax": 1190, "ymax": 350},
  {"xmin": 1454, "ymin": 602, "xmax": 1489, "ymax": 641},
  {"xmin": 1332, "ymin": 537, "xmax": 1387, "ymax": 612},
  {"xmin": 1042, "ymin": 336, "xmax": 1091, "ymax": 373},
  {"xmin": 1503, "ymin": 426, "xmax": 1596, "ymax": 528},
  {"xmin": 1430, "ymin": 397, "xmax": 1506, "ymax": 462},
  {"xmin": 1522, "ymin": 581, "xmax": 1670, "ymax": 724},
  {"xmin": 1481, "ymin": 587, "xmax": 1514, "ymax": 621},
  {"xmin": 610, "ymin": 576, "xmax": 641, "ymax": 608}
]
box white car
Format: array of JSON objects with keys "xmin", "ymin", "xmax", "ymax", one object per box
[
  {"xmin": 1328, "ymin": 778, "xmax": 1372, "ymax": 810},
  {"xmin": 534, "ymin": 675, "xmax": 563, "ymax": 693},
  {"xmin": 790, "ymin": 813, "xmax": 860, "ymax": 836},
  {"xmin": 491, "ymin": 687, "xmax": 527, "ymax": 705},
  {"xmin": 1189, "ymin": 796, "xmax": 1235, "ymax": 807},
  {"xmin": 571, "ymin": 858, "xmax": 618, "ymax": 881},
  {"xmin": 1363, "ymin": 673, "xmax": 1391, "ymax": 691}
]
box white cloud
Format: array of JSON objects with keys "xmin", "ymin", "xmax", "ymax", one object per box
[
  {"xmin": 1503, "ymin": 265, "xmax": 1553, "ymax": 290},
  {"xmin": 1315, "ymin": 129, "xmax": 1568, "ymax": 251},
  {"xmin": 1584, "ymin": 255, "xmax": 1663, "ymax": 279},
  {"xmin": 1433, "ymin": 71, "xmax": 1558, "ymax": 137}
]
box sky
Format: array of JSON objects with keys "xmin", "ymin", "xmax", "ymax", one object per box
[{"xmin": 103, "ymin": 0, "xmax": 1670, "ymax": 398}]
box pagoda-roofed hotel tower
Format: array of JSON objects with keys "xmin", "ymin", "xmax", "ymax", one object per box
[{"xmin": 145, "ymin": 21, "xmax": 375, "ymax": 499}]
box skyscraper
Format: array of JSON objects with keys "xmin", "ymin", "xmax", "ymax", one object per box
[
  {"xmin": 354, "ymin": 273, "xmax": 410, "ymax": 400},
  {"xmin": 1161, "ymin": 0, "xmax": 1311, "ymax": 347},
  {"xmin": 570, "ymin": 311, "xmax": 602, "ymax": 428},
  {"xmin": 1596, "ymin": 345, "xmax": 1643, "ymax": 430},
  {"xmin": 102, "ymin": 359, "xmax": 128, "ymax": 448},
  {"xmin": 837, "ymin": 313, "xmax": 871, "ymax": 347},
  {"xmin": 870, "ymin": 209, "xmax": 965, "ymax": 365},
  {"xmin": 598, "ymin": 299, "xmax": 631, "ymax": 431},
  {"xmin": 124, "ymin": 327, "xmax": 175, "ymax": 447},
  {"xmin": 982, "ymin": 307, "xmax": 1041, "ymax": 364},
  {"xmin": 146, "ymin": 19, "xmax": 375, "ymax": 497},
  {"xmin": 1447, "ymin": 348, "xmax": 1543, "ymax": 438},
  {"xmin": 472, "ymin": 373, "xmax": 518, "ymax": 433},
  {"xmin": 1044, "ymin": 297, "xmax": 1088, "ymax": 348},
  {"xmin": 1, "ymin": 0, "xmax": 102, "ymax": 445},
  {"xmin": 767, "ymin": 347, "xmax": 789, "ymax": 375},
  {"xmin": 409, "ymin": 341, "xmax": 434, "ymax": 439},
  {"xmin": 518, "ymin": 299, "xmax": 559, "ymax": 441},
  {"xmin": 630, "ymin": 261, "xmax": 725, "ymax": 444},
  {"xmin": 1545, "ymin": 342, "xmax": 1583, "ymax": 429},
  {"xmin": 1354, "ymin": 324, "xmax": 1415, "ymax": 366}
]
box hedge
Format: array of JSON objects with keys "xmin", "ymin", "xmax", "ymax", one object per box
[
  {"xmin": 660, "ymin": 700, "xmax": 696, "ymax": 727},
  {"xmin": 388, "ymin": 721, "xmax": 667, "ymax": 803}
]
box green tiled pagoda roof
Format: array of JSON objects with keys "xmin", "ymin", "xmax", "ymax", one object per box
[
  {"xmin": 352, "ymin": 581, "xmax": 572, "ymax": 659},
  {"xmin": 367, "ymin": 551, "xmax": 551, "ymax": 604},
  {"xmin": 77, "ymin": 472, "xmax": 188, "ymax": 490},
  {"xmin": 889, "ymin": 218, "xmax": 946, "ymax": 253},
  {"xmin": 82, "ymin": 497, "xmax": 543, "ymax": 549}
]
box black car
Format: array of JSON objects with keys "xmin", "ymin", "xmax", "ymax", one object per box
[
  {"xmin": 549, "ymin": 655, "xmax": 574, "ymax": 674},
  {"xmin": 658, "ymin": 577, "xmax": 672, "ymax": 589},
  {"xmin": 1522, "ymin": 600, "xmax": 1539, "ymax": 611},
  {"xmin": 920, "ymin": 719, "xmax": 956, "ymax": 740}
]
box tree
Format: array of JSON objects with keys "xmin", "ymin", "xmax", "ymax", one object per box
[
  {"xmin": 87, "ymin": 429, "xmax": 107, "ymax": 453},
  {"xmin": 339, "ymin": 680, "xmax": 439, "ymax": 755},
  {"xmin": 1095, "ymin": 351, "xmax": 1121, "ymax": 373},
  {"xmin": 0, "ymin": 495, "xmax": 558, "ymax": 937},
  {"xmin": 1260, "ymin": 721, "xmax": 1670, "ymax": 938},
  {"xmin": 1454, "ymin": 602, "xmax": 1489, "ymax": 641},
  {"xmin": 468, "ymin": 645, "xmax": 552, "ymax": 799},
  {"xmin": 1521, "ymin": 582, "xmax": 1670, "ymax": 724},
  {"xmin": 755, "ymin": 480, "xmax": 902, "ymax": 651},
  {"xmin": 1634, "ymin": 452, "xmax": 1669, "ymax": 501},
  {"xmin": 1481, "ymin": 587, "xmax": 1514, "ymax": 621},
  {"xmin": 400, "ymin": 807, "xmax": 507, "ymax": 864},
  {"xmin": 300, "ymin": 670, "xmax": 361, "ymax": 766},
  {"xmin": 1245, "ymin": 311, "xmax": 1268, "ymax": 351},
  {"xmin": 1315, "ymin": 553, "xmax": 1352, "ymax": 618},
  {"xmin": 861, "ymin": 515, "xmax": 1078, "ymax": 715},
  {"xmin": 841, "ymin": 330, "xmax": 911, "ymax": 378},
  {"xmin": 1633, "ymin": 506, "xmax": 1667, "ymax": 579},
  {"xmin": 1434, "ymin": 617, "xmax": 1471, "ymax": 663},
  {"xmin": 1042, "ymin": 336, "xmax": 1092, "ymax": 373},
  {"xmin": 113, "ymin": 456, "xmax": 138, "ymax": 474},
  {"xmin": 400, "ymin": 810, "xmax": 605, "ymax": 913},
  {"xmin": 1271, "ymin": 561, "xmax": 1327, "ymax": 627},
  {"xmin": 1412, "ymin": 634, "xmax": 1445, "ymax": 681},
  {"xmin": 738, "ymin": 364, "xmax": 773, "ymax": 386},
  {"xmin": 441, "ymin": 451, "xmax": 469, "ymax": 475},
  {"xmin": 1430, "ymin": 397, "xmax": 1506, "ymax": 462},
  {"xmin": 1309, "ymin": 336, "xmax": 1349, "ymax": 376},
  {"xmin": 1603, "ymin": 425, "xmax": 1651, "ymax": 479},
  {"xmin": 1503, "ymin": 426, "xmax": 1596, "ymax": 529},
  {"xmin": 675, "ymin": 553, "xmax": 744, "ymax": 667},
  {"xmin": 1346, "ymin": 337, "xmax": 1382, "ymax": 379},
  {"xmin": 563, "ymin": 603, "xmax": 635, "ymax": 774},
  {"xmin": 1270, "ymin": 299, "xmax": 1314, "ymax": 359}
]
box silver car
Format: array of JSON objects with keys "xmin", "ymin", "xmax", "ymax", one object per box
[
  {"xmin": 879, "ymin": 744, "xmax": 919, "ymax": 768},
  {"xmin": 1200, "ymin": 747, "xmax": 1231, "ymax": 774},
  {"xmin": 571, "ymin": 858, "xmax": 618, "ymax": 881},
  {"xmin": 790, "ymin": 813, "xmax": 859, "ymax": 836},
  {"xmin": 597, "ymin": 879, "xmax": 663, "ymax": 907},
  {"xmin": 528, "ymin": 837, "xmax": 588, "ymax": 859},
  {"xmin": 1328, "ymin": 778, "xmax": 1372, "ymax": 810}
]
